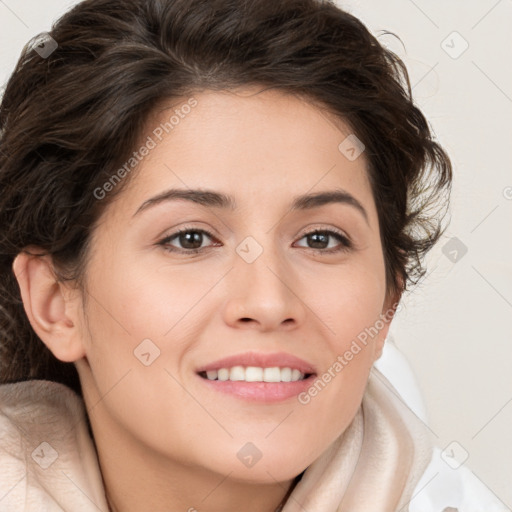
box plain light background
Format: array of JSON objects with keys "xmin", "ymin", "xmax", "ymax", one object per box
[{"xmin": 1, "ymin": 0, "xmax": 511, "ymax": 507}]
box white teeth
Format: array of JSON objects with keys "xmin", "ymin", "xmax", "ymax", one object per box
[
  {"xmin": 217, "ymin": 368, "xmax": 229, "ymax": 381},
  {"xmin": 229, "ymin": 366, "xmax": 245, "ymax": 381},
  {"xmin": 280, "ymin": 367, "xmax": 292, "ymax": 382},
  {"xmin": 203, "ymin": 366, "xmax": 306, "ymax": 382},
  {"xmin": 245, "ymin": 366, "xmax": 263, "ymax": 382},
  {"xmin": 263, "ymin": 367, "xmax": 281, "ymax": 382}
]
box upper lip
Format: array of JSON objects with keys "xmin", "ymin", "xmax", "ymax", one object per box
[{"xmin": 196, "ymin": 351, "xmax": 317, "ymax": 374}]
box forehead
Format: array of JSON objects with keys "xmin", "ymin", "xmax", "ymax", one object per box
[
  {"xmin": 148, "ymin": 86, "xmax": 358, "ymax": 157},
  {"xmin": 107, "ymin": 86, "xmax": 376, "ymax": 223}
]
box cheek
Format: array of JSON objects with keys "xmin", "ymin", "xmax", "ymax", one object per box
[
  {"xmin": 318, "ymin": 255, "xmax": 387, "ymax": 344},
  {"xmin": 78, "ymin": 261, "xmax": 217, "ymax": 461},
  {"xmin": 78, "ymin": 256, "xmax": 219, "ymax": 408},
  {"xmin": 86, "ymin": 256, "xmax": 202, "ymax": 341},
  {"xmin": 298, "ymin": 255, "xmax": 387, "ymax": 420}
]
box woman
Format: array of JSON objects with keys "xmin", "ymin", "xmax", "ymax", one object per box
[{"xmin": 0, "ymin": 0, "xmax": 486, "ymax": 510}]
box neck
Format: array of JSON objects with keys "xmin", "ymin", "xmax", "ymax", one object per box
[
  {"xmin": 88, "ymin": 409, "xmax": 300, "ymax": 512},
  {"xmin": 106, "ymin": 478, "xmax": 298, "ymax": 512},
  {"xmin": 101, "ymin": 454, "xmax": 298, "ymax": 512}
]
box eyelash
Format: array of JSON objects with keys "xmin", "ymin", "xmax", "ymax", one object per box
[{"xmin": 157, "ymin": 226, "xmax": 353, "ymax": 255}]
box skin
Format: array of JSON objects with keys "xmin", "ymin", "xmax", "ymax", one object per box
[{"xmin": 14, "ymin": 86, "xmax": 400, "ymax": 512}]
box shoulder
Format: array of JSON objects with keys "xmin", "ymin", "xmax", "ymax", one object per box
[
  {"xmin": 0, "ymin": 378, "xmax": 87, "ymax": 458},
  {"xmin": 0, "ymin": 380, "xmax": 109, "ymax": 511},
  {"xmin": 409, "ymin": 446, "xmax": 509, "ymax": 512},
  {"xmin": 0, "ymin": 378, "xmax": 85, "ymax": 418}
]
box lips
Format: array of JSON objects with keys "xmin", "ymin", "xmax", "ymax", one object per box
[{"xmin": 195, "ymin": 351, "xmax": 317, "ymax": 375}]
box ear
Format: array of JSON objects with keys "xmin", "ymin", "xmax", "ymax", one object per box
[
  {"xmin": 373, "ymin": 282, "xmax": 403, "ymax": 362},
  {"xmin": 12, "ymin": 248, "xmax": 86, "ymax": 363}
]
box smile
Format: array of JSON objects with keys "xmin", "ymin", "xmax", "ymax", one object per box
[{"xmin": 198, "ymin": 366, "xmax": 312, "ymax": 382}]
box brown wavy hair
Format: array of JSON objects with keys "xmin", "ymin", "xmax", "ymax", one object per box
[{"xmin": 0, "ymin": 0, "xmax": 452, "ymax": 396}]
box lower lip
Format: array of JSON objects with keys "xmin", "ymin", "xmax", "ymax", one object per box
[{"xmin": 197, "ymin": 374, "xmax": 316, "ymax": 402}]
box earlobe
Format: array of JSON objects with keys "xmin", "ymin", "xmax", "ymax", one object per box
[{"xmin": 12, "ymin": 249, "xmax": 86, "ymax": 363}]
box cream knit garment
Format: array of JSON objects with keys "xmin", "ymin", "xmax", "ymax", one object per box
[
  {"xmin": 0, "ymin": 367, "xmax": 432, "ymax": 512},
  {"xmin": 281, "ymin": 368, "xmax": 432, "ymax": 511}
]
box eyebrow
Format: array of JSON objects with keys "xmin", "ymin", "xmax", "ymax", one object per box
[{"xmin": 133, "ymin": 188, "xmax": 369, "ymax": 224}]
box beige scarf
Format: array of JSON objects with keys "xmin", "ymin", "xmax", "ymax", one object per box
[
  {"xmin": 0, "ymin": 367, "xmax": 431, "ymax": 511},
  {"xmin": 282, "ymin": 367, "xmax": 432, "ymax": 511}
]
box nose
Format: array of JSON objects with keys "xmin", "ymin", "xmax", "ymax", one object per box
[{"xmin": 222, "ymin": 240, "xmax": 307, "ymax": 332}]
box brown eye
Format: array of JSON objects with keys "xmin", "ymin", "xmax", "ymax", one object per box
[
  {"xmin": 295, "ymin": 229, "xmax": 352, "ymax": 253},
  {"xmin": 159, "ymin": 228, "xmax": 218, "ymax": 253},
  {"xmin": 175, "ymin": 230, "xmax": 205, "ymax": 250}
]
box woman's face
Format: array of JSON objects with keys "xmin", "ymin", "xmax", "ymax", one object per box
[{"xmin": 74, "ymin": 86, "xmax": 397, "ymax": 484}]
